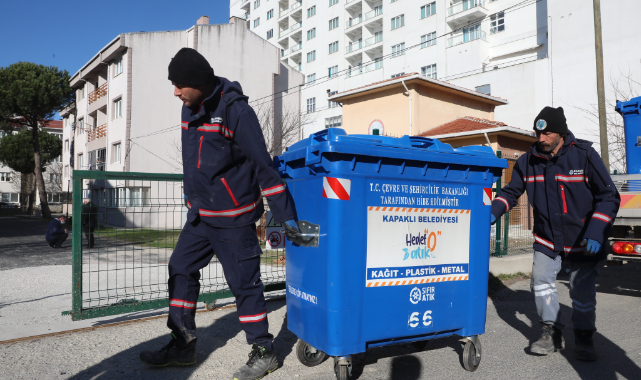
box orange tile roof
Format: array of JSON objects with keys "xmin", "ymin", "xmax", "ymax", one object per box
[
  {"xmin": 417, "ymin": 117, "xmax": 531, "ymax": 137},
  {"xmin": 335, "ymin": 73, "xmax": 418, "ymax": 95}
]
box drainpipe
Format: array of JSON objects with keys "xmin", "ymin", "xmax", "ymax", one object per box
[
  {"xmin": 401, "ymin": 80, "xmax": 412, "ymax": 136},
  {"xmin": 484, "ymin": 132, "xmax": 495, "ymax": 154}
]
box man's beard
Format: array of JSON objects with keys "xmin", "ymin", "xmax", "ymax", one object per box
[{"xmin": 538, "ymin": 138, "xmax": 561, "ymax": 153}]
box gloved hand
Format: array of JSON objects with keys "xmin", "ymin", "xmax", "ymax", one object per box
[
  {"xmin": 490, "ymin": 214, "xmax": 497, "ymax": 225},
  {"xmin": 282, "ymin": 219, "xmax": 301, "ymax": 241},
  {"xmin": 582, "ymin": 239, "xmax": 601, "ymax": 256}
]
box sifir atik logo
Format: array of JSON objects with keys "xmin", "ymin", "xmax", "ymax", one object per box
[{"xmin": 403, "ymin": 229, "xmax": 438, "ymax": 260}]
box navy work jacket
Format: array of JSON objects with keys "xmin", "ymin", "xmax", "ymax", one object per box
[
  {"xmin": 491, "ymin": 132, "xmax": 620, "ymax": 261},
  {"xmin": 46, "ymin": 219, "xmax": 66, "ymax": 241},
  {"xmin": 181, "ymin": 76, "xmax": 294, "ymax": 228}
]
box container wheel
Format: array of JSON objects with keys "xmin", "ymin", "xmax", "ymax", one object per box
[
  {"xmin": 205, "ymin": 301, "xmax": 216, "ymax": 311},
  {"xmin": 335, "ymin": 364, "xmax": 349, "ymax": 380},
  {"xmin": 296, "ymin": 339, "xmax": 327, "ymax": 367},
  {"xmin": 462, "ymin": 339, "xmax": 481, "ymax": 372},
  {"xmin": 412, "ymin": 340, "xmax": 428, "ymax": 351}
]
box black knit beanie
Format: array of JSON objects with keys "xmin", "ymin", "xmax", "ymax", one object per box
[
  {"xmin": 168, "ymin": 48, "xmax": 215, "ymax": 86},
  {"xmin": 533, "ymin": 106, "xmax": 568, "ymax": 135}
]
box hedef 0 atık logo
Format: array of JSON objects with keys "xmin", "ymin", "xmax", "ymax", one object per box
[{"xmin": 409, "ymin": 287, "xmax": 421, "ymax": 304}]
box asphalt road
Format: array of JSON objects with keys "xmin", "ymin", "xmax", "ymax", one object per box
[
  {"xmin": 0, "ymin": 217, "xmax": 72, "ymax": 270},
  {"xmin": 1, "ymin": 217, "xmax": 640, "ymax": 379}
]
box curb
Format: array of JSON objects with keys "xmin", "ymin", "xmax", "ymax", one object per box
[{"xmin": 489, "ymin": 254, "xmax": 532, "ymax": 276}]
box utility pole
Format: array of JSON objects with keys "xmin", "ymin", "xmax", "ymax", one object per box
[{"xmin": 593, "ymin": 0, "xmax": 609, "ymax": 171}]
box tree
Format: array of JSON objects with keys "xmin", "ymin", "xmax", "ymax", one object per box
[
  {"xmin": 0, "ymin": 62, "xmax": 74, "ymax": 218},
  {"xmin": 254, "ymin": 102, "xmax": 316, "ymax": 157},
  {"xmin": 0, "ymin": 129, "xmax": 62, "ymax": 213},
  {"xmin": 576, "ymin": 68, "xmax": 641, "ymax": 173}
]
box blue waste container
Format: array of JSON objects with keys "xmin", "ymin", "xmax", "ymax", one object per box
[
  {"xmin": 276, "ymin": 128, "xmax": 507, "ymax": 378},
  {"xmin": 616, "ymin": 96, "xmax": 641, "ymax": 175}
]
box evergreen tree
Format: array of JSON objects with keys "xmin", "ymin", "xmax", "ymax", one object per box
[{"xmin": 0, "ymin": 62, "xmax": 74, "ymax": 218}]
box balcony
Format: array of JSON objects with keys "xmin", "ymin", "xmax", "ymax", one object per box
[
  {"xmin": 346, "ymin": 65, "xmax": 363, "ymax": 78},
  {"xmin": 363, "ymin": 34, "xmax": 383, "ymax": 52},
  {"xmin": 290, "ymin": 1, "xmax": 302, "ymax": 12},
  {"xmin": 88, "ymin": 83, "xmax": 108, "ymax": 104},
  {"xmin": 447, "ymin": 29, "xmax": 487, "ymax": 47},
  {"xmin": 278, "ymin": 28, "xmax": 290, "ymax": 39},
  {"xmin": 345, "ymin": 16, "xmax": 362, "ymax": 29},
  {"xmin": 363, "ymin": 59, "xmax": 383, "ymax": 74},
  {"xmin": 446, "ymin": 0, "xmax": 488, "ymax": 28},
  {"xmin": 240, "ymin": 0, "xmax": 251, "ymax": 10},
  {"xmin": 290, "ymin": 21, "xmax": 302, "ymax": 32},
  {"xmin": 345, "ymin": 41, "xmax": 362, "ymax": 54},
  {"xmin": 363, "ymin": 6, "xmax": 383, "ymax": 26},
  {"xmin": 345, "ymin": 0, "xmax": 361, "ymax": 10},
  {"xmin": 88, "ymin": 124, "xmax": 107, "ymax": 142},
  {"xmin": 291, "ymin": 43, "xmax": 303, "ymax": 54},
  {"xmin": 278, "ymin": 6, "xmax": 289, "ymax": 18}
]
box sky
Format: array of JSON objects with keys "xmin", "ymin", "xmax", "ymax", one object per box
[{"xmin": 0, "ymin": 0, "xmax": 231, "ymax": 118}]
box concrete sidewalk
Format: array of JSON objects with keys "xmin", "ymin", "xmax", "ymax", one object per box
[{"xmin": 2, "ymin": 262, "xmax": 641, "ymax": 380}]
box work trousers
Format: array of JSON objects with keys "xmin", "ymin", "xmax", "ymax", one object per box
[
  {"xmin": 83, "ymin": 228, "xmax": 95, "ymax": 249},
  {"xmin": 167, "ymin": 216, "xmax": 272, "ymax": 349},
  {"xmin": 530, "ymin": 251, "xmax": 604, "ymax": 331},
  {"xmin": 47, "ymin": 233, "xmax": 68, "ymax": 247}
]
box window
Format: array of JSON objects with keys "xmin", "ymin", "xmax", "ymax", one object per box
[
  {"xmin": 328, "ymin": 65, "xmax": 338, "ymax": 78},
  {"xmin": 307, "ymin": 28, "xmax": 316, "ymax": 40},
  {"xmin": 329, "ymin": 0, "xmax": 339, "ymax": 6},
  {"xmin": 421, "ymin": 32, "xmax": 436, "ymax": 48},
  {"xmin": 307, "ymin": 50, "xmax": 316, "ymax": 62},
  {"xmin": 49, "ymin": 173, "xmax": 61, "ymax": 183},
  {"xmin": 325, "ymin": 116, "xmax": 342, "ymax": 128},
  {"xmin": 267, "ymin": 29, "xmax": 273, "ymax": 39},
  {"xmin": 114, "ymin": 187, "xmax": 150, "ymax": 207},
  {"xmin": 328, "ymin": 41, "xmax": 339, "ymax": 54},
  {"xmin": 47, "ymin": 192, "xmax": 62, "ymax": 203},
  {"xmin": 254, "ymin": 0, "xmax": 260, "ymax": 9},
  {"xmin": 328, "ymin": 91, "xmax": 339, "ymax": 108},
  {"xmin": 306, "ymin": 98, "xmax": 316, "ymax": 114},
  {"xmin": 113, "ymin": 57, "xmax": 123, "ymax": 77},
  {"xmin": 421, "ymin": 64, "xmax": 437, "ymax": 79},
  {"xmin": 306, "ymin": 73, "xmax": 316, "ymax": 84},
  {"xmin": 78, "ymin": 154, "xmax": 84, "ymax": 170},
  {"xmin": 52, "ymin": 154, "xmax": 62, "ymax": 163},
  {"xmin": 114, "ymin": 98, "xmax": 122, "ymax": 119},
  {"xmin": 65, "ymin": 165, "xmax": 69, "ymax": 178},
  {"xmin": 391, "ymin": 72, "xmax": 405, "ymax": 78},
  {"xmin": 79, "ymin": 86, "xmax": 85, "ymax": 99},
  {"xmin": 391, "ymin": 42, "xmax": 405, "ymax": 57},
  {"xmin": 329, "ymin": 17, "xmax": 339, "ymax": 30},
  {"xmin": 475, "ymin": 84, "xmax": 491, "ymax": 95},
  {"xmin": 307, "ymin": 5, "xmax": 316, "ymax": 18},
  {"xmin": 65, "ymin": 139, "xmax": 69, "ymax": 152},
  {"xmin": 420, "ymin": 2, "xmax": 436, "ymax": 19},
  {"xmin": 77, "ymin": 118, "xmax": 84, "ymax": 134},
  {"xmin": 490, "ymin": 11, "xmax": 505, "ymax": 34},
  {"xmin": 0, "ymin": 172, "xmax": 10, "ymax": 182},
  {"xmin": 113, "ymin": 143, "xmax": 121, "ymax": 163},
  {"xmin": 391, "ymin": 14, "xmax": 404, "ymax": 30},
  {"xmin": 254, "ymin": 18, "xmax": 260, "ymax": 28},
  {"xmin": 267, "ymin": 9, "xmax": 273, "ymax": 19}
]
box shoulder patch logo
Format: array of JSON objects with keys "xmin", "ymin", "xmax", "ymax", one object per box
[
  {"xmin": 211, "ymin": 117, "xmax": 223, "ymax": 124},
  {"xmin": 535, "ymin": 119, "xmax": 547, "ymax": 131}
]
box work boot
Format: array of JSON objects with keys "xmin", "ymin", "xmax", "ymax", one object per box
[
  {"xmin": 232, "ymin": 343, "xmax": 278, "ymax": 380},
  {"xmin": 531, "ymin": 324, "xmax": 564, "ymax": 355},
  {"xmin": 139, "ymin": 334, "xmax": 197, "ymax": 366},
  {"xmin": 574, "ymin": 330, "xmax": 597, "ymax": 361}
]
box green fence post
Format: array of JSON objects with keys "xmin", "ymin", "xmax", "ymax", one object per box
[
  {"xmin": 502, "ymin": 210, "xmax": 510, "ymax": 257},
  {"xmin": 71, "ymin": 171, "xmax": 83, "ymax": 321},
  {"xmin": 493, "ymin": 151, "xmax": 502, "ymax": 257}
]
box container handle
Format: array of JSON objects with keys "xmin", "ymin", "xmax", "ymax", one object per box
[
  {"xmin": 408, "ymin": 136, "xmax": 449, "ymax": 151},
  {"xmin": 305, "ymin": 146, "xmax": 321, "ymax": 165}
]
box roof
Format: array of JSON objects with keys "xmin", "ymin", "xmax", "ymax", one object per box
[
  {"xmin": 329, "ymin": 73, "xmax": 508, "ymax": 106},
  {"xmin": 417, "ymin": 117, "xmax": 535, "ymax": 139},
  {"xmin": 42, "ymin": 120, "xmax": 63, "ymax": 130}
]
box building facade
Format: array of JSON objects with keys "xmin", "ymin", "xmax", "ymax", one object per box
[
  {"xmin": 61, "ymin": 18, "xmax": 304, "ymax": 224},
  {"xmin": 231, "ymin": 0, "xmax": 641, "ymax": 156}
]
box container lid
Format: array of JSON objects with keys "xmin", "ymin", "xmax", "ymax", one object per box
[{"xmin": 278, "ymin": 128, "xmax": 508, "ymax": 169}]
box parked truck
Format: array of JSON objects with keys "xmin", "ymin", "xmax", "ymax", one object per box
[{"xmin": 607, "ymin": 96, "xmax": 641, "ymax": 264}]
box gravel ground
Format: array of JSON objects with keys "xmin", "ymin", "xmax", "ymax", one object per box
[{"xmin": 1, "ymin": 262, "xmax": 641, "ymax": 380}]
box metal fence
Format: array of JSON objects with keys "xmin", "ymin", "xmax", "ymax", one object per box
[
  {"xmin": 67, "ymin": 170, "xmax": 285, "ymax": 321},
  {"xmin": 491, "ymin": 152, "xmax": 535, "ymax": 257}
]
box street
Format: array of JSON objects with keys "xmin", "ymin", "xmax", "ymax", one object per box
[{"xmin": 1, "ymin": 217, "xmax": 641, "ymax": 379}]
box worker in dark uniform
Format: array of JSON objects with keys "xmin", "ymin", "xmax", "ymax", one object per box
[
  {"xmin": 46, "ymin": 215, "xmax": 68, "ymax": 248},
  {"xmin": 491, "ymin": 106, "xmax": 620, "ymax": 361},
  {"xmin": 139, "ymin": 48, "xmax": 300, "ymax": 380},
  {"xmin": 81, "ymin": 198, "xmax": 98, "ymax": 249}
]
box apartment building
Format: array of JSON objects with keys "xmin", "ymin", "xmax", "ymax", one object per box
[
  {"xmin": 61, "ymin": 18, "xmax": 304, "ymax": 224},
  {"xmin": 231, "ymin": 0, "xmax": 641, "ymax": 149}
]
